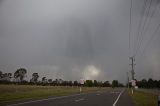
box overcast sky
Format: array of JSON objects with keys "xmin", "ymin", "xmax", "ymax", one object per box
[{"xmin": 0, "ymin": 0, "xmax": 160, "ymax": 83}]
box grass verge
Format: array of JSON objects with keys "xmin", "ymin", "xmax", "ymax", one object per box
[{"xmin": 128, "ymin": 89, "xmax": 159, "ymax": 106}]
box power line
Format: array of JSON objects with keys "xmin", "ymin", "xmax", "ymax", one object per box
[
  {"xmin": 135, "ymin": 0, "xmax": 153, "ymax": 56},
  {"xmin": 138, "ymin": 1, "xmax": 160, "ymax": 57},
  {"xmin": 140, "ymin": 23, "xmax": 160, "ymax": 57},
  {"xmin": 133, "ymin": 0, "xmax": 148, "ymax": 56},
  {"xmin": 142, "ymin": 0, "xmax": 159, "ymax": 38}
]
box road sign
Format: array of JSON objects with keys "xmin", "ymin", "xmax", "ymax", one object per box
[
  {"xmin": 131, "ymin": 80, "xmax": 136, "ymax": 86},
  {"xmin": 80, "ymin": 79, "xmax": 84, "ymax": 85}
]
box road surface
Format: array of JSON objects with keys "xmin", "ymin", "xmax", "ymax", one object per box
[{"xmin": 3, "ymin": 88, "xmax": 134, "ymax": 106}]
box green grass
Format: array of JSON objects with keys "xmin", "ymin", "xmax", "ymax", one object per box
[
  {"xmin": 0, "ymin": 85, "xmax": 108, "ymax": 104},
  {"xmin": 128, "ymin": 89, "xmax": 159, "ymax": 106}
]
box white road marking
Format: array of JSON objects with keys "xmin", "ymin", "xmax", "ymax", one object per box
[
  {"xmin": 112, "ymin": 89, "xmax": 125, "ymax": 106},
  {"xmin": 6, "ymin": 92, "xmax": 89, "ymax": 106},
  {"xmin": 75, "ymin": 98, "xmax": 84, "ymax": 102}
]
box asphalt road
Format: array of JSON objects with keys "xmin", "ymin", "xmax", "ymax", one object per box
[{"xmin": 3, "ymin": 88, "xmax": 134, "ymax": 106}]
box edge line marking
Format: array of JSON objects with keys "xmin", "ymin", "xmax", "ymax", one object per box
[{"xmin": 112, "ymin": 89, "xmax": 125, "ymax": 106}]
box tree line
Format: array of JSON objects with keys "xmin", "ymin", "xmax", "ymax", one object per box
[
  {"xmin": 0, "ymin": 68, "xmax": 124, "ymax": 87},
  {"xmin": 136, "ymin": 78, "xmax": 160, "ymax": 89}
]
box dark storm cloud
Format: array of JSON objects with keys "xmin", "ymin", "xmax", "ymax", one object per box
[
  {"xmin": 65, "ymin": 20, "xmax": 94, "ymax": 60},
  {"xmin": 0, "ymin": 0, "xmax": 160, "ymax": 83}
]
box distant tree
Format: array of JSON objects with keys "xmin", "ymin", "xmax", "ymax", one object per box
[
  {"xmin": 0, "ymin": 72, "xmax": 11, "ymax": 82},
  {"xmin": 62, "ymin": 81, "xmax": 67, "ymax": 86},
  {"xmin": 30, "ymin": 73, "xmax": 39, "ymax": 83},
  {"xmin": 97, "ymin": 81, "xmax": 103, "ymax": 87},
  {"xmin": 14, "ymin": 68, "xmax": 27, "ymax": 82},
  {"xmin": 93, "ymin": 80, "xmax": 98, "ymax": 87},
  {"xmin": 154, "ymin": 80, "xmax": 158, "ymax": 88},
  {"xmin": 51, "ymin": 80, "xmax": 57, "ymax": 86},
  {"xmin": 8, "ymin": 73, "xmax": 12, "ymax": 77},
  {"xmin": 141, "ymin": 79, "xmax": 147, "ymax": 88},
  {"xmin": 55, "ymin": 79, "xmax": 63, "ymax": 85},
  {"xmin": 68, "ymin": 81, "xmax": 72, "ymax": 86},
  {"xmin": 58, "ymin": 79, "xmax": 63, "ymax": 84},
  {"xmin": 148, "ymin": 78, "xmax": 154, "ymax": 88},
  {"xmin": 85, "ymin": 80, "xmax": 93, "ymax": 87},
  {"xmin": 158, "ymin": 80, "xmax": 160, "ymax": 88},
  {"xmin": 112, "ymin": 80, "xmax": 118, "ymax": 88},
  {"xmin": 73, "ymin": 81, "xmax": 78, "ymax": 86},
  {"xmin": 0, "ymin": 72, "xmax": 12, "ymax": 84},
  {"xmin": 118, "ymin": 83, "xmax": 124, "ymax": 87},
  {"xmin": 42, "ymin": 77, "xmax": 46, "ymax": 82},
  {"xmin": 7, "ymin": 73, "xmax": 12, "ymax": 81},
  {"xmin": 0, "ymin": 71, "xmax": 2, "ymax": 79},
  {"xmin": 137, "ymin": 78, "xmax": 160, "ymax": 89},
  {"xmin": 103, "ymin": 81, "xmax": 111, "ymax": 87},
  {"xmin": 3, "ymin": 73, "xmax": 8, "ymax": 80},
  {"xmin": 42, "ymin": 77, "xmax": 48, "ymax": 86},
  {"xmin": 48, "ymin": 79, "xmax": 52, "ymax": 84}
]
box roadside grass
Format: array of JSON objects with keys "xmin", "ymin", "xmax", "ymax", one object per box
[
  {"xmin": 0, "ymin": 85, "xmax": 108, "ymax": 104},
  {"xmin": 128, "ymin": 89, "xmax": 159, "ymax": 106}
]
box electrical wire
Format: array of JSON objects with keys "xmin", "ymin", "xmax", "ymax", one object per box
[
  {"xmin": 142, "ymin": 0, "xmax": 159, "ymax": 37},
  {"xmin": 139, "ymin": 5, "xmax": 160, "ymax": 57},
  {"xmin": 140, "ymin": 23, "xmax": 160, "ymax": 57},
  {"xmin": 133, "ymin": 0, "xmax": 148, "ymax": 56},
  {"xmin": 135, "ymin": 0, "xmax": 153, "ymax": 56}
]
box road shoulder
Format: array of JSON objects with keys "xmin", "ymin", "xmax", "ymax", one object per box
[{"xmin": 116, "ymin": 89, "xmax": 134, "ymax": 106}]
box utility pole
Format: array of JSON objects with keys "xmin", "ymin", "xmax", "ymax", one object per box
[{"xmin": 129, "ymin": 56, "xmax": 135, "ymax": 80}]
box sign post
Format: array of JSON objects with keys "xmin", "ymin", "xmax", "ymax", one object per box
[
  {"xmin": 80, "ymin": 79, "xmax": 84, "ymax": 93},
  {"xmin": 131, "ymin": 80, "xmax": 136, "ymax": 94}
]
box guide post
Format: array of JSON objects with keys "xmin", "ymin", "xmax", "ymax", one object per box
[{"xmin": 80, "ymin": 79, "xmax": 84, "ymax": 93}]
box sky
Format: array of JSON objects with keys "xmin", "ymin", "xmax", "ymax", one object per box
[{"xmin": 0, "ymin": 0, "xmax": 160, "ymax": 83}]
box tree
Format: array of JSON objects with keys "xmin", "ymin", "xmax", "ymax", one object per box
[
  {"xmin": 42, "ymin": 77, "xmax": 47, "ymax": 84},
  {"xmin": 7, "ymin": 73, "xmax": 12, "ymax": 81},
  {"xmin": 30, "ymin": 73, "xmax": 39, "ymax": 83},
  {"xmin": 68, "ymin": 81, "xmax": 72, "ymax": 86},
  {"xmin": 154, "ymin": 80, "xmax": 158, "ymax": 88},
  {"xmin": 112, "ymin": 80, "xmax": 118, "ymax": 88},
  {"xmin": 2, "ymin": 73, "xmax": 8, "ymax": 81},
  {"xmin": 141, "ymin": 79, "xmax": 147, "ymax": 88},
  {"xmin": 85, "ymin": 80, "xmax": 93, "ymax": 87},
  {"xmin": 148, "ymin": 78, "xmax": 154, "ymax": 88},
  {"xmin": 158, "ymin": 80, "xmax": 160, "ymax": 88},
  {"xmin": 103, "ymin": 81, "xmax": 111, "ymax": 87},
  {"xmin": 137, "ymin": 78, "xmax": 160, "ymax": 88},
  {"xmin": 97, "ymin": 81, "xmax": 103, "ymax": 87},
  {"xmin": 48, "ymin": 79, "xmax": 52, "ymax": 84},
  {"xmin": 0, "ymin": 71, "xmax": 2, "ymax": 79},
  {"xmin": 14, "ymin": 68, "xmax": 27, "ymax": 82},
  {"xmin": 0, "ymin": 72, "xmax": 12, "ymax": 82},
  {"xmin": 8, "ymin": 73, "xmax": 12, "ymax": 77},
  {"xmin": 73, "ymin": 81, "xmax": 78, "ymax": 86},
  {"xmin": 93, "ymin": 80, "xmax": 98, "ymax": 87}
]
